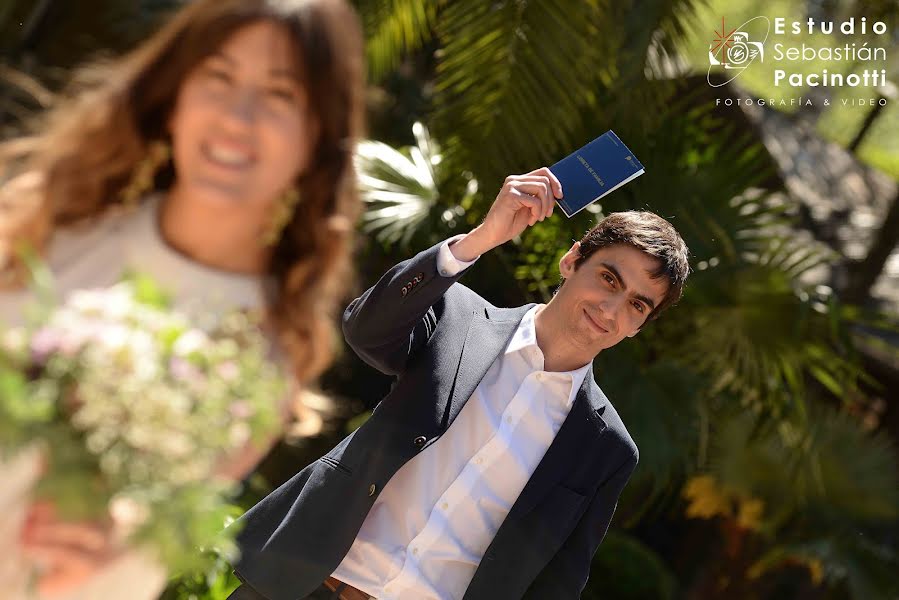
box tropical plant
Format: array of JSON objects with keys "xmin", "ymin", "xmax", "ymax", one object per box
[{"xmin": 352, "ymin": 1, "xmax": 899, "ymax": 598}]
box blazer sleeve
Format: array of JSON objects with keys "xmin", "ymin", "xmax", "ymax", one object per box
[
  {"xmin": 342, "ymin": 239, "xmax": 470, "ymax": 377},
  {"xmin": 523, "ymin": 450, "xmax": 639, "ymax": 599}
]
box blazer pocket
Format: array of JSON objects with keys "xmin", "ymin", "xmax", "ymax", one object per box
[
  {"xmin": 540, "ymin": 484, "xmax": 587, "ymax": 539},
  {"xmin": 318, "ymin": 455, "xmax": 353, "ymax": 476}
]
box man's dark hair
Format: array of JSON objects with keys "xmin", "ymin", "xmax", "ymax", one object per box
[{"xmin": 565, "ymin": 211, "xmax": 691, "ymax": 323}]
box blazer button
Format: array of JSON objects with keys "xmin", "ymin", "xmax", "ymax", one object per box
[
  {"xmin": 413, "ymin": 435, "xmax": 427, "ymax": 448},
  {"xmin": 401, "ymin": 286, "xmax": 408, "ymax": 297},
  {"xmin": 369, "ymin": 483, "xmax": 377, "ymax": 496}
]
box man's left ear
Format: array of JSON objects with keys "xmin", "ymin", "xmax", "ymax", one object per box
[{"xmin": 558, "ymin": 241, "xmax": 580, "ymax": 277}]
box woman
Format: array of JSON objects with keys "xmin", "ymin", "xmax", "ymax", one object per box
[{"xmin": 0, "ymin": 0, "xmax": 365, "ymax": 597}]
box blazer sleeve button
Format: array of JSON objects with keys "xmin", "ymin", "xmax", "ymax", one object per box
[
  {"xmin": 413, "ymin": 435, "xmax": 427, "ymax": 448},
  {"xmin": 369, "ymin": 483, "xmax": 377, "ymax": 496}
]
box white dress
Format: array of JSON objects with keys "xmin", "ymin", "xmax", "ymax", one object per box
[
  {"xmin": 0, "ymin": 193, "xmax": 265, "ymax": 327},
  {"xmin": 0, "ymin": 194, "xmax": 268, "ymax": 600}
]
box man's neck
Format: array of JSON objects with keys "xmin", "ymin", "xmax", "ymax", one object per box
[{"xmin": 533, "ymin": 303, "xmax": 595, "ymax": 373}]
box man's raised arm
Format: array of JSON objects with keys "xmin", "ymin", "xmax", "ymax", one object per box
[{"xmin": 342, "ymin": 167, "xmax": 562, "ymax": 376}]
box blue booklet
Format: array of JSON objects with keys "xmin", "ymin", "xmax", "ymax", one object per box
[{"xmin": 550, "ymin": 130, "xmax": 645, "ymax": 218}]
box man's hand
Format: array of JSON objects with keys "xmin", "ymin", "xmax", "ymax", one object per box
[{"xmin": 450, "ymin": 168, "xmax": 563, "ymax": 262}]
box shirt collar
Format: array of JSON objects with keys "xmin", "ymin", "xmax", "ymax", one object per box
[{"xmin": 505, "ymin": 305, "xmax": 593, "ymax": 407}]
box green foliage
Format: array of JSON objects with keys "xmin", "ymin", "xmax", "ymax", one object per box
[
  {"xmin": 159, "ymin": 547, "xmax": 243, "ymax": 600},
  {"xmin": 710, "ymin": 406, "xmax": 899, "ymax": 526},
  {"xmin": 0, "ymin": 275, "xmax": 284, "ymax": 573},
  {"xmin": 355, "ymin": 121, "xmax": 475, "ymax": 251},
  {"xmin": 356, "ymin": 0, "xmax": 440, "ymax": 81},
  {"xmin": 586, "ymin": 530, "xmax": 678, "ymax": 600},
  {"xmin": 354, "ymin": 0, "xmax": 899, "ymax": 594}
]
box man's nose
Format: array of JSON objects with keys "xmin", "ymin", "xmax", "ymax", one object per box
[{"xmin": 596, "ymin": 298, "xmax": 621, "ymax": 329}]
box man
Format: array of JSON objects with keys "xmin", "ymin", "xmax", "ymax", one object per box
[{"xmin": 229, "ymin": 167, "xmax": 691, "ymax": 600}]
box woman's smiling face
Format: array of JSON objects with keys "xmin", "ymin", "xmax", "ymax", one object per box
[{"xmin": 167, "ymin": 20, "xmax": 317, "ymax": 212}]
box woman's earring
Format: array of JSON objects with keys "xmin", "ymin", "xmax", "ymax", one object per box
[
  {"xmin": 262, "ymin": 187, "xmax": 301, "ymax": 247},
  {"xmin": 120, "ymin": 140, "xmax": 171, "ymax": 209}
]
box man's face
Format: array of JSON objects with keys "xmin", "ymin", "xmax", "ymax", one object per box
[{"xmin": 552, "ymin": 242, "xmax": 670, "ymax": 354}]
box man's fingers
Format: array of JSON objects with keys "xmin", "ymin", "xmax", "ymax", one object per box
[
  {"xmin": 523, "ymin": 167, "xmax": 563, "ymax": 200},
  {"xmin": 513, "ymin": 192, "xmax": 542, "ymax": 226},
  {"xmin": 514, "ymin": 181, "xmax": 553, "ymax": 220}
]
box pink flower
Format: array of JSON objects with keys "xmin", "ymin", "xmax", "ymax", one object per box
[
  {"xmin": 216, "ymin": 361, "xmax": 240, "ymax": 382},
  {"xmin": 169, "ymin": 357, "xmax": 202, "ymax": 383},
  {"xmin": 29, "ymin": 327, "xmax": 61, "ymax": 364}
]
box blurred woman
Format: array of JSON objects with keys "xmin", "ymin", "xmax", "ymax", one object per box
[{"xmin": 0, "ymin": 0, "xmax": 365, "ymax": 597}]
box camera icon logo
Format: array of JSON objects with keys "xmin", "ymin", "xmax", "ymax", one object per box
[
  {"xmin": 709, "ymin": 31, "xmax": 764, "ymax": 69},
  {"xmin": 707, "ymin": 16, "xmax": 770, "ymax": 87}
]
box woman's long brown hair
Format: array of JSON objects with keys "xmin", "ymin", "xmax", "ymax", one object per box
[{"xmin": 0, "ymin": 0, "xmax": 365, "ymax": 385}]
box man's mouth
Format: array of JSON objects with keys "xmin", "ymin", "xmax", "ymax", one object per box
[{"xmin": 583, "ymin": 308, "xmax": 609, "ymax": 334}]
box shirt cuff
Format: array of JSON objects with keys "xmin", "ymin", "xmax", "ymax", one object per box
[{"xmin": 437, "ymin": 235, "xmax": 480, "ymax": 277}]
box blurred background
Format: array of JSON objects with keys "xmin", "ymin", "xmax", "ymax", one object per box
[{"xmin": 2, "ymin": 0, "xmax": 898, "ymax": 598}]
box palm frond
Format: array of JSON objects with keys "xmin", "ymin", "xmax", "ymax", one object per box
[
  {"xmin": 431, "ymin": 0, "xmax": 612, "ymax": 188},
  {"xmin": 355, "ymin": 0, "xmax": 440, "ymax": 81},
  {"xmin": 355, "ymin": 122, "xmax": 476, "ymax": 250},
  {"xmin": 749, "ymin": 533, "xmax": 899, "ymax": 600},
  {"xmin": 708, "ymin": 407, "xmax": 899, "ymax": 526},
  {"xmin": 596, "ymin": 351, "xmax": 704, "ymax": 518}
]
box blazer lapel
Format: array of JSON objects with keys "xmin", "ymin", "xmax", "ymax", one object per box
[
  {"xmin": 445, "ymin": 304, "xmax": 533, "ymax": 426},
  {"xmin": 507, "ymin": 368, "xmax": 609, "ymax": 520}
]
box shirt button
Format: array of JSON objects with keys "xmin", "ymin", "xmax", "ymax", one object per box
[
  {"xmin": 441, "ymin": 501, "xmax": 449, "ymax": 510},
  {"xmin": 369, "ymin": 483, "xmax": 376, "ymax": 496},
  {"xmin": 536, "ymin": 372, "xmax": 545, "ymax": 381},
  {"xmin": 505, "ymin": 415, "xmax": 512, "ymax": 424},
  {"xmin": 412, "ymin": 547, "xmax": 419, "ymax": 555},
  {"xmin": 474, "ymin": 457, "xmax": 483, "ymax": 465},
  {"xmin": 440, "ymin": 269, "xmax": 450, "ymax": 276}
]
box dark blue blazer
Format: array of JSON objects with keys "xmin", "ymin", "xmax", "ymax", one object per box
[{"xmin": 232, "ymin": 240, "xmax": 639, "ymax": 599}]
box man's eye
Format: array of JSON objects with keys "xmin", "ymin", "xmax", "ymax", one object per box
[
  {"xmin": 602, "ymin": 273, "xmax": 614, "ymax": 286},
  {"xmin": 632, "ymin": 301, "xmax": 644, "ymax": 313}
]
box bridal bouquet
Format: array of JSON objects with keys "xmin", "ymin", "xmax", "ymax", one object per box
[{"xmin": 0, "ymin": 274, "xmax": 284, "ymax": 571}]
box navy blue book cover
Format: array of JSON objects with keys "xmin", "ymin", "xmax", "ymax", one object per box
[{"xmin": 550, "ymin": 130, "xmax": 645, "ymax": 217}]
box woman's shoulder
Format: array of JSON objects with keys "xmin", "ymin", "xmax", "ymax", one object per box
[{"xmin": 0, "ymin": 174, "xmax": 138, "ymax": 324}]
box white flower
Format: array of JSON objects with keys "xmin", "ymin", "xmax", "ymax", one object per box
[
  {"xmin": 109, "ymin": 495, "xmax": 150, "ymax": 538},
  {"xmin": 95, "ymin": 323, "xmax": 131, "ymax": 351},
  {"xmin": 100, "ymin": 283, "xmax": 136, "ymax": 320},
  {"xmin": 161, "ymin": 432, "xmax": 196, "ymax": 458},
  {"xmin": 228, "ymin": 422, "xmax": 252, "ymax": 448},
  {"xmin": 172, "ymin": 329, "xmax": 209, "ymax": 357},
  {"xmin": 67, "ymin": 288, "xmax": 108, "ymax": 315},
  {"xmin": 2, "ymin": 328, "xmax": 27, "ymax": 354}
]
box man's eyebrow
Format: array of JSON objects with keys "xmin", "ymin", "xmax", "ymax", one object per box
[
  {"xmin": 599, "ymin": 262, "xmax": 657, "ymax": 311},
  {"xmin": 211, "ymin": 51, "xmax": 297, "ymax": 79}
]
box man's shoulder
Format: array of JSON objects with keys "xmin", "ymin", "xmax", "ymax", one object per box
[
  {"xmin": 588, "ymin": 383, "xmax": 639, "ymax": 465},
  {"xmin": 442, "ymin": 282, "xmax": 528, "ymax": 320}
]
